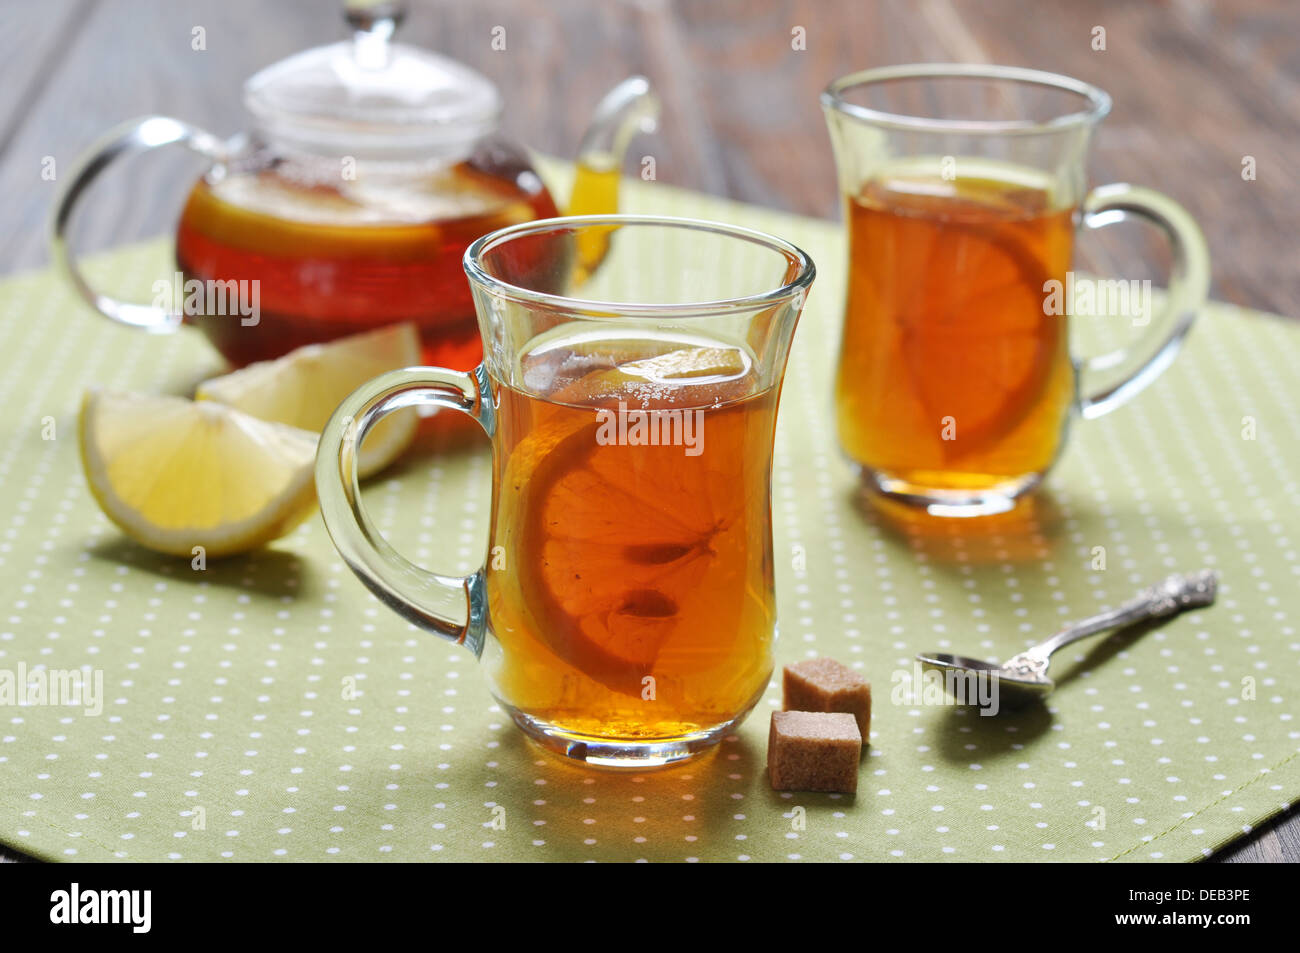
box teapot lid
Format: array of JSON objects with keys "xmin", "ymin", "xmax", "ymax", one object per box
[{"xmin": 244, "ymin": 1, "xmax": 501, "ymax": 160}]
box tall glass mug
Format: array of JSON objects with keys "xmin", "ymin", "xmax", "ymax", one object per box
[
  {"xmin": 822, "ymin": 65, "xmax": 1209, "ymax": 516},
  {"xmin": 316, "ymin": 216, "xmax": 814, "ymax": 767}
]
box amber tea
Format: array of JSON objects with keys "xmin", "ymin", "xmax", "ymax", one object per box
[
  {"xmin": 835, "ymin": 164, "xmax": 1076, "ymax": 496},
  {"xmin": 176, "ymin": 157, "xmax": 558, "ymax": 368},
  {"xmin": 483, "ymin": 331, "xmax": 776, "ymax": 741}
]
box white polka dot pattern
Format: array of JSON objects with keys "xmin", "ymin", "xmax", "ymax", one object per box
[{"xmin": 0, "ymin": 163, "xmax": 1296, "ymax": 862}]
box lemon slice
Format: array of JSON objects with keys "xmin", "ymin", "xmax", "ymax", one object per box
[
  {"xmin": 196, "ymin": 323, "xmax": 420, "ymax": 477},
  {"xmin": 500, "ymin": 342, "xmax": 761, "ymax": 696},
  {"xmin": 618, "ymin": 346, "xmax": 748, "ymax": 383},
  {"xmin": 80, "ymin": 389, "xmax": 319, "ymax": 558}
]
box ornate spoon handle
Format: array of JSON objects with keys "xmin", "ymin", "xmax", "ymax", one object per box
[{"xmin": 1003, "ymin": 570, "xmax": 1218, "ymax": 677}]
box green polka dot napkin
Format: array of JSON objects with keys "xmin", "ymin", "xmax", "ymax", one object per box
[{"xmin": 1, "ymin": 163, "xmax": 1296, "ymax": 863}]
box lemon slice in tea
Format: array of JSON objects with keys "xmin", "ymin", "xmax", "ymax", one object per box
[
  {"xmin": 504, "ymin": 341, "xmax": 760, "ymax": 695},
  {"xmin": 861, "ymin": 169, "xmax": 1070, "ymax": 458}
]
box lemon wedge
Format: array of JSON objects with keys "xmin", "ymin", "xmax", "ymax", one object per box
[
  {"xmin": 196, "ymin": 323, "xmax": 420, "ymax": 477},
  {"xmin": 79, "ymin": 389, "xmax": 319, "ymax": 558}
]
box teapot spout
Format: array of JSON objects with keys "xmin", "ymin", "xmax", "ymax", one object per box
[{"xmin": 568, "ymin": 76, "xmax": 660, "ymax": 217}]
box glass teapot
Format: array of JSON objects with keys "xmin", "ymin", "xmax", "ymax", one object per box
[{"xmin": 51, "ymin": 0, "xmax": 659, "ymax": 369}]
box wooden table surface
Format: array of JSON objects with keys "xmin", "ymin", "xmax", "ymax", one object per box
[{"xmin": 0, "ymin": 0, "xmax": 1295, "ymax": 863}]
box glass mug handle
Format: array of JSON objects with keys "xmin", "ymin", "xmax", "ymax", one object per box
[
  {"xmin": 315, "ymin": 365, "xmax": 493, "ymax": 657},
  {"xmin": 1075, "ymin": 183, "xmax": 1211, "ymax": 419},
  {"xmin": 50, "ymin": 116, "xmax": 225, "ymax": 332}
]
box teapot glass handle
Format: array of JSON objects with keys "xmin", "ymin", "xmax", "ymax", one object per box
[{"xmin": 50, "ymin": 116, "xmax": 225, "ymax": 332}]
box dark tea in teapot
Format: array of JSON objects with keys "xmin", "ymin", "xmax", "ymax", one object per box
[{"xmin": 176, "ymin": 153, "xmax": 557, "ymax": 368}]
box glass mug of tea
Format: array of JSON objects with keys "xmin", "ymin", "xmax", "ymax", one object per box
[
  {"xmin": 822, "ymin": 65, "xmax": 1210, "ymax": 516},
  {"xmin": 315, "ymin": 216, "xmax": 815, "ymax": 767}
]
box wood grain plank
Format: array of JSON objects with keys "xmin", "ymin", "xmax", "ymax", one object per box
[
  {"xmin": 1215, "ymin": 809, "xmax": 1300, "ymax": 863},
  {"xmin": 0, "ymin": 0, "xmax": 96, "ymax": 155}
]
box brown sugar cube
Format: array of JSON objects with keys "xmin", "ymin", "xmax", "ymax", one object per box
[
  {"xmin": 767, "ymin": 711, "xmax": 861, "ymax": 794},
  {"xmin": 783, "ymin": 658, "xmax": 871, "ymax": 743}
]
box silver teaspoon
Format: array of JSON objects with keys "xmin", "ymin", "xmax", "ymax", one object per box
[{"xmin": 916, "ymin": 570, "xmax": 1218, "ymax": 710}]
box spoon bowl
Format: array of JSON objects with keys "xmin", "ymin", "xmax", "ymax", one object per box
[{"xmin": 916, "ymin": 652, "xmax": 1054, "ymax": 710}]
